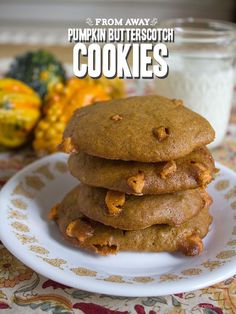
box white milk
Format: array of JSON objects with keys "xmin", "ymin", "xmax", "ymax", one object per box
[{"xmin": 155, "ymin": 57, "xmax": 235, "ymax": 148}]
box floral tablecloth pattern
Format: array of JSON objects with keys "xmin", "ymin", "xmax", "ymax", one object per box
[{"xmin": 0, "ymin": 109, "xmax": 236, "ymax": 314}]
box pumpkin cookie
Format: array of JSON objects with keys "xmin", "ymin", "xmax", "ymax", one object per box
[
  {"xmin": 68, "ymin": 146, "xmax": 216, "ymax": 195},
  {"xmin": 60, "ymin": 95, "xmax": 215, "ymax": 162},
  {"xmin": 54, "ymin": 187, "xmax": 212, "ymax": 256},
  {"xmin": 55, "ymin": 185, "xmax": 212, "ymax": 230}
]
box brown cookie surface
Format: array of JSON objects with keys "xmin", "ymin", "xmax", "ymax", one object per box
[
  {"xmin": 72, "ymin": 184, "xmax": 211, "ymax": 230},
  {"xmin": 54, "ymin": 187, "xmax": 212, "ymax": 256},
  {"xmin": 68, "ymin": 146, "xmax": 216, "ymax": 195},
  {"xmin": 61, "ymin": 95, "xmax": 215, "ymax": 162}
]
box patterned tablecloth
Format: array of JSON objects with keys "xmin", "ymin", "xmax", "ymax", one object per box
[{"xmin": 0, "ymin": 109, "xmax": 236, "ymax": 314}]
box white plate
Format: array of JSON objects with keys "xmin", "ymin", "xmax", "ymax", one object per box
[{"xmin": 0, "ymin": 153, "xmax": 236, "ymax": 297}]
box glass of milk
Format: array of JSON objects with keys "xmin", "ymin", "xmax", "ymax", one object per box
[{"xmin": 156, "ymin": 18, "xmax": 236, "ymax": 148}]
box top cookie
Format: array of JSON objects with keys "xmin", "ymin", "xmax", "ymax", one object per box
[{"xmin": 61, "ymin": 95, "xmax": 215, "ymax": 162}]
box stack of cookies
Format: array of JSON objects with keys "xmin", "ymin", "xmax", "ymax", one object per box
[{"xmin": 53, "ymin": 95, "xmax": 217, "ymax": 256}]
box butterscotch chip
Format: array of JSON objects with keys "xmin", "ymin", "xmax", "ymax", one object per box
[
  {"xmin": 160, "ymin": 161, "xmax": 177, "ymax": 179},
  {"xmin": 199, "ymin": 189, "xmax": 213, "ymax": 208},
  {"xmin": 62, "ymin": 95, "xmax": 215, "ymax": 162},
  {"xmin": 67, "ymin": 185, "xmax": 208, "ymax": 230},
  {"xmin": 192, "ymin": 162, "xmax": 212, "ymax": 186},
  {"xmin": 48, "ymin": 203, "xmax": 59, "ymax": 220},
  {"xmin": 58, "ymin": 137, "xmax": 77, "ymax": 154},
  {"xmin": 66, "ymin": 219, "xmax": 94, "ymax": 243},
  {"xmin": 110, "ymin": 114, "xmax": 122, "ymax": 121},
  {"xmin": 55, "ymin": 187, "xmax": 212, "ymax": 256},
  {"xmin": 105, "ymin": 190, "xmax": 125, "ymax": 216},
  {"xmin": 68, "ymin": 146, "xmax": 216, "ymax": 195},
  {"xmin": 172, "ymin": 99, "xmax": 183, "ymax": 106},
  {"xmin": 93, "ymin": 244, "xmax": 118, "ymax": 255},
  {"xmin": 178, "ymin": 234, "xmax": 204, "ymax": 256},
  {"xmin": 127, "ymin": 172, "xmax": 145, "ymax": 194},
  {"xmin": 152, "ymin": 126, "xmax": 169, "ymax": 142}
]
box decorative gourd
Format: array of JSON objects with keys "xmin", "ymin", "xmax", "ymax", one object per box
[
  {"xmin": 6, "ymin": 50, "xmax": 66, "ymax": 99},
  {"xmin": 91, "ymin": 76, "xmax": 125, "ymax": 99},
  {"xmin": 0, "ymin": 78, "xmax": 41, "ymax": 148},
  {"xmin": 33, "ymin": 77, "xmax": 110, "ymax": 155}
]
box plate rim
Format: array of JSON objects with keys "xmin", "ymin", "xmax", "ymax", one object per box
[{"xmin": 0, "ymin": 153, "xmax": 236, "ymax": 297}]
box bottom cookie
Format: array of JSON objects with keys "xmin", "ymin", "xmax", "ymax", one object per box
[{"xmin": 51, "ymin": 188, "xmax": 213, "ymax": 256}]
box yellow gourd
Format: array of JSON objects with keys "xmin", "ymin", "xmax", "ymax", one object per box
[{"xmin": 0, "ymin": 78, "xmax": 41, "ymax": 148}]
